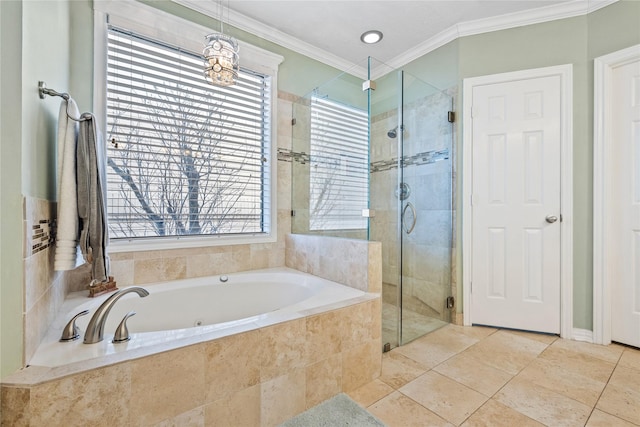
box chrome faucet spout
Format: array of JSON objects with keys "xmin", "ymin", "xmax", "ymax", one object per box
[{"xmin": 83, "ymin": 286, "xmax": 149, "ymax": 344}]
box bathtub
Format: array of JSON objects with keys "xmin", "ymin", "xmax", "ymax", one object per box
[{"xmin": 29, "ymin": 267, "xmax": 368, "ymax": 368}]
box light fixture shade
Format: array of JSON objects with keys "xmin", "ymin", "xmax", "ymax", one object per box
[{"xmin": 203, "ymin": 33, "xmax": 239, "ymax": 86}]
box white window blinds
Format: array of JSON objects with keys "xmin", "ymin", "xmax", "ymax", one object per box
[
  {"xmin": 106, "ymin": 26, "xmax": 271, "ymax": 239},
  {"xmin": 309, "ymin": 96, "xmax": 368, "ymax": 230}
]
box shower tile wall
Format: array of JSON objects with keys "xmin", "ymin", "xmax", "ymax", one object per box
[{"xmin": 370, "ymin": 89, "xmax": 456, "ymax": 323}]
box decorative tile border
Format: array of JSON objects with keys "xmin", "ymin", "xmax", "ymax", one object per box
[
  {"xmin": 279, "ymin": 147, "xmax": 449, "ymax": 172},
  {"xmin": 370, "ymin": 148, "xmax": 450, "ymax": 173},
  {"xmin": 31, "ymin": 219, "xmax": 56, "ymax": 256},
  {"xmin": 277, "ymin": 147, "xmax": 310, "ymax": 164}
]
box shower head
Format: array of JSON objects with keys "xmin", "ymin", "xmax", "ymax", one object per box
[{"xmin": 387, "ymin": 126, "xmax": 398, "ymax": 138}]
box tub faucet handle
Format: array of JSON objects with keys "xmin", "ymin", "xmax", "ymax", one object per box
[
  {"xmin": 60, "ymin": 310, "xmax": 90, "ymax": 342},
  {"xmin": 113, "ymin": 311, "xmax": 136, "ymax": 343}
]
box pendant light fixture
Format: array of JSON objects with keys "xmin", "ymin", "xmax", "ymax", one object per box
[{"xmin": 203, "ymin": 0, "xmax": 239, "ymax": 86}]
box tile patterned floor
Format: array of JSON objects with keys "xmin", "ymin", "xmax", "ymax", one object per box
[{"xmin": 348, "ymin": 325, "xmax": 640, "ymax": 426}]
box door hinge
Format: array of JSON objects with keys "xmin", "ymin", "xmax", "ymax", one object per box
[
  {"xmin": 560, "ymin": 214, "xmax": 563, "ymax": 222},
  {"xmin": 447, "ymin": 111, "xmax": 455, "ymax": 123},
  {"xmin": 291, "ymin": 210, "xmax": 296, "ymax": 217},
  {"xmin": 291, "ymin": 118, "xmax": 297, "ymax": 126}
]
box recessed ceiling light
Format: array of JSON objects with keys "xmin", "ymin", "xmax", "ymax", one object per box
[{"xmin": 360, "ymin": 30, "xmax": 383, "ymax": 44}]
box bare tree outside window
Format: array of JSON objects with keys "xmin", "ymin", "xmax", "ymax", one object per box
[
  {"xmin": 106, "ymin": 27, "xmax": 269, "ymax": 239},
  {"xmin": 309, "ymin": 96, "xmax": 368, "ymax": 231}
]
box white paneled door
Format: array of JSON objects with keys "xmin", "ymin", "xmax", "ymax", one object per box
[
  {"xmin": 610, "ymin": 57, "xmax": 640, "ymax": 347},
  {"xmin": 470, "ymin": 75, "xmax": 562, "ymax": 334}
]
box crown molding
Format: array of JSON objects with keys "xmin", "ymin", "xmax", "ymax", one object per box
[
  {"xmin": 173, "ymin": 0, "xmax": 365, "ymax": 77},
  {"xmin": 377, "ymin": 0, "xmax": 618, "ymax": 76},
  {"xmin": 173, "ymin": 0, "xmax": 619, "ymax": 80}
]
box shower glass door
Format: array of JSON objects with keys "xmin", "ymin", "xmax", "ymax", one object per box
[{"xmin": 397, "ymin": 70, "xmax": 454, "ymax": 345}]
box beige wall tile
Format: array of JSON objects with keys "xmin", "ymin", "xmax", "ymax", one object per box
[
  {"xmin": 1, "ymin": 386, "xmax": 30, "ymax": 427},
  {"xmin": 154, "ymin": 406, "xmax": 205, "ymax": 427},
  {"xmin": 305, "ymin": 310, "xmax": 343, "ymax": 365},
  {"xmin": 259, "ymin": 318, "xmax": 307, "ymax": 382},
  {"xmin": 109, "ymin": 259, "xmax": 135, "ymax": 287},
  {"xmin": 341, "ymin": 301, "xmax": 374, "ymax": 351},
  {"xmin": 205, "ymin": 385, "xmax": 261, "ymax": 427},
  {"xmin": 24, "ymin": 249, "xmax": 50, "ymax": 312},
  {"xmin": 30, "ymin": 363, "xmax": 131, "ymax": 427},
  {"xmin": 261, "ymin": 369, "xmax": 305, "ymax": 427},
  {"xmin": 134, "ymin": 256, "xmax": 186, "ymax": 284},
  {"xmin": 130, "ymin": 346, "xmax": 205, "ymax": 426},
  {"xmin": 342, "ymin": 340, "xmax": 381, "ymax": 392},
  {"xmin": 204, "ymin": 330, "xmax": 261, "ymax": 402},
  {"xmin": 305, "ymin": 354, "xmax": 342, "ymax": 409}
]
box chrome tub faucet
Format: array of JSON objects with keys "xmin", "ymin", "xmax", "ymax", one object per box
[{"xmin": 83, "ymin": 286, "xmax": 149, "ymax": 344}]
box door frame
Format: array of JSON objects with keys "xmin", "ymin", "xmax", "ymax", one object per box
[
  {"xmin": 593, "ymin": 44, "xmax": 640, "ymax": 345},
  {"xmin": 462, "ymin": 64, "xmax": 574, "ymax": 339}
]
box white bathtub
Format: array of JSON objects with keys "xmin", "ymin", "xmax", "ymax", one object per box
[{"xmin": 30, "ymin": 267, "xmax": 367, "ymax": 367}]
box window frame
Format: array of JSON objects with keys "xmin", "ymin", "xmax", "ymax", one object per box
[{"xmin": 93, "ymin": 0, "xmax": 283, "ymax": 252}]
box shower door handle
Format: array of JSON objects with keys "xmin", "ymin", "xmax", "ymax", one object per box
[{"xmin": 402, "ymin": 202, "xmax": 417, "ymax": 234}]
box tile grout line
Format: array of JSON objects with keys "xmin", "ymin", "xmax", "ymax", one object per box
[
  {"xmin": 445, "ymin": 330, "xmax": 552, "ymax": 426},
  {"xmin": 586, "ymin": 346, "xmax": 628, "ymax": 425}
]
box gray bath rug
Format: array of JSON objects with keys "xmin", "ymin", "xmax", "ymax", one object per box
[{"xmin": 278, "ymin": 393, "xmax": 387, "ymax": 427}]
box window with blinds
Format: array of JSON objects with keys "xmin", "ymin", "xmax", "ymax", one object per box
[
  {"xmin": 106, "ymin": 26, "xmax": 271, "ymax": 239},
  {"xmin": 309, "ymin": 96, "xmax": 368, "ymax": 230}
]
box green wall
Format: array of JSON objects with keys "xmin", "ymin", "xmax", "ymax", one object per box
[
  {"xmin": 1, "ymin": 0, "xmax": 25, "ymax": 379},
  {"xmin": 401, "ymin": 0, "xmax": 639, "ymax": 331},
  {"xmin": 458, "ymin": 16, "xmax": 591, "ymax": 329}
]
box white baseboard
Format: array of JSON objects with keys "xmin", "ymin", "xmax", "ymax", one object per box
[{"xmin": 572, "ymin": 328, "xmax": 594, "ymax": 343}]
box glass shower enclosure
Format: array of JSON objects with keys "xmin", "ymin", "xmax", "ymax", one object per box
[{"xmin": 291, "ymin": 58, "xmax": 455, "ymax": 350}]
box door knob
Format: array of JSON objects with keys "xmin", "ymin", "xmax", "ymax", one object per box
[{"xmin": 545, "ymin": 215, "xmax": 558, "ymax": 223}]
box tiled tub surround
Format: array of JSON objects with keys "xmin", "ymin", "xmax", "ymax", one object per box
[
  {"xmin": 29, "ymin": 268, "xmax": 371, "ymax": 367},
  {"xmin": 2, "ymin": 296, "xmax": 382, "ymax": 426},
  {"xmin": 4, "ymin": 236, "xmax": 383, "ymax": 426},
  {"xmin": 286, "ymin": 234, "xmax": 382, "ymax": 294}
]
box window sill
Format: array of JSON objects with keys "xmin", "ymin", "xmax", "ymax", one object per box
[{"xmin": 107, "ymin": 232, "xmax": 277, "ymax": 253}]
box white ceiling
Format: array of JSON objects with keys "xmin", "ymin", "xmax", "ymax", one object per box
[{"xmin": 176, "ymin": 0, "xmax": 616, "ymax": 76}]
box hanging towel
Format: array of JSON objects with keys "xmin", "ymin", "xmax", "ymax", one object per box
[
  {"xmin": 54, "ymin": 99, "xmax": 80, "ymax": 270},
  {"xmin": 77, "ymin": 115, "xmax": 110, "ymax": 283}
]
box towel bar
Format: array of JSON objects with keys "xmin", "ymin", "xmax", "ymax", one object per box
[{"xmin": 38, "ymin": 81, "xmax": 92, "ymax": 122}]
